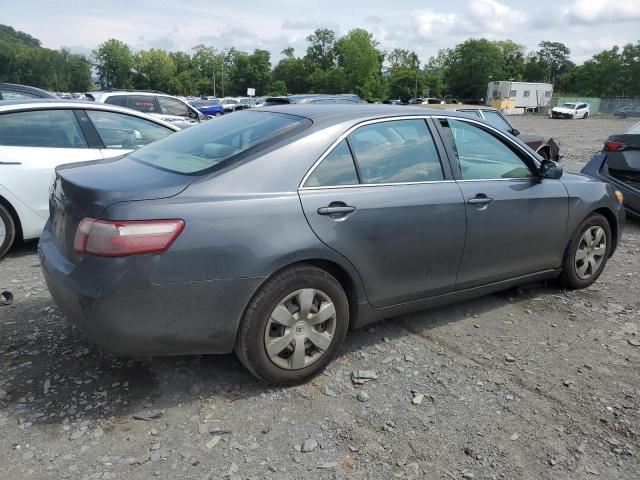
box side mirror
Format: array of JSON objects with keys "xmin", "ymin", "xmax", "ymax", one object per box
[
  {"xmin": 540, "ymin": 159, "xmax": 563, "ymax": 179},
  {"xmin": 511, "ymin": 128, "xmax": 520, "ymax": 136}
]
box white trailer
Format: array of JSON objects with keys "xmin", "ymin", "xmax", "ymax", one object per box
[{"xmin": 486, "ymin": 81, "xmax": 553, "ymax": 109}]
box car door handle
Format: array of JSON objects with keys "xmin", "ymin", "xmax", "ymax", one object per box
[
  {"xmin": 0, "ymin": 161, "xmax": 21, "ymax": 165},
  {"xmin": 317, "ymin": 205, "xmax": 356, "ymax": 216},
  {"xmin": 468, "ymin": 195, "xmax": 493, "ymax": 205}
]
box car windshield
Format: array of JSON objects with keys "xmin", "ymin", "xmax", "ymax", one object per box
[
  {"xmin": 130, "ymin": 111, "xmax": 311, "ymax": 174},
  {"xmin": 627, "ymin": 122, "xmax": 640, "ymax": 134},
  {"xmin": 562, "ymin": 103, "xmax": 578, "ymax": 108}
]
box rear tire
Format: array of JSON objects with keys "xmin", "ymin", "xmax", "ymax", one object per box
[
  {"xmin": 559, "ymin": 213, "xmax": 611, "ymax": 289},
  {"xmin": 538, "ymin": 148, "xmax": 550, "ymax": 161},
  {"xmin": 235, "ymin": 265, "xmax": 349, "ymax": 385},
  {"xmin": 0, "ymin": 204, "xmax": 16, "ymax": 260}
]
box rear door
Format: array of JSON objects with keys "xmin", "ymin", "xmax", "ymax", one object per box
[
  {"xmin": 0, "ymin": 109, "xmax": 102, "ymax": 219},
  {"xmin": 299, "ymin": 117, "xmax": 466, "ymax": 307},
  {"xmin": 436, "ymin": 117, "xmax": 568, "ymax": 290},
  {"xmin": 82, "ymin": 109, "xmax": 175, "ymax": 158}
]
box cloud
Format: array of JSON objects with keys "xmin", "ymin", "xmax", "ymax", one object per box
[
  {"xmin": 466, "ymin": 0, "xmax": 527, "ymax": 34},
  {"xmin": 413, "ymin": 9, "xmax": 459, "ymax": 40},
  {"xmin": 281, "ymin": 19, "xmax": 317, "ymax": 30},
  {"xmin": 564, "ymin": 0, "xmax": 640, "ymax": 25},
  {"xmin": 364, "ymin": 14, "xmax": 384, "ymax": 24}
]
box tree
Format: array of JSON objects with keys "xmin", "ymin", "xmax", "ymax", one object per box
[
  {"xmin": 445, "ymin": 39, "xmax": 505, "ymax": 99},
  {"xmin": 133, "ymin": 49, "xmax": 176, "ymax": 91},
  {"xmin": 93, "ymin": 39, "xmax": 133, "ymax": 88},
  {"xmin": 537, "ymin": 41, "xmax": 571, "ymax": 87},
  {"xmin": 305, "ymin": 28, "xmax": 337, "ymax": 70},
  {"xmin": 495, "ymin": 40, "xmax": 526, "ymax": 81},
  {"xmin": 273, "ymin": 47, "xmax": 311, "ymax": 94},
  {"xmin": 335, "ymin": 28, "xmax": 385, "ymax": 98},
  {"xmin": 387, "ymin": 48, "xmax": 422, "ymax": 101}
]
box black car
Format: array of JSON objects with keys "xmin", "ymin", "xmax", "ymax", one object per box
[
  {"xmin": 0, "ymin": 83, "xmax": 56, "ymax": 100},
  {"xmin": 582, "ymin": 121, "xmax": 640, "ymax": 217}
]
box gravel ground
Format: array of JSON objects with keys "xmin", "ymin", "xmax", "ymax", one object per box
[{"xmin": 0, "ymin": 115, "xmax": 639, "ymax": 480}]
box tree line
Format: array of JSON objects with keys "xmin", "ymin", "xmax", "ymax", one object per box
[{"xmin": 1, "ymin": 23, "xmax": 639, "ymax": 101}]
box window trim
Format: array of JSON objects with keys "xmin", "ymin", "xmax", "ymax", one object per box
[
  {"xmin": 299, "ymin": 116, "xmax": 452, "ymax": 190},
  {"xmin": 432, "ymin": 115, "xmax": 541, "ymax": 181}
]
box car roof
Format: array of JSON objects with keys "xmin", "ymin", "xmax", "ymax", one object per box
[
  {"xmin": 0, "ymin": 99, "xmax": 180, "ymax": 130},
  {"xmin": 258, "ymin": 104, "xmax": 481, "ymax": 124},
  {"xmin": 416, "ymin": 104, "xmax": 498, "ymax": 111}
]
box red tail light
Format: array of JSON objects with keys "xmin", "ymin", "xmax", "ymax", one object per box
[
  {"xmin": 604, "ymin": 141, "xmax": 624, "ymax": 151},
  {"xmin": 74, "ymin": 218, "xmax": 185, "ymax": 256}
]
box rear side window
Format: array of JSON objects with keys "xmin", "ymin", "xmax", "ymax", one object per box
[
  {"xmin": 104, "ymin": 95, "xmax": 127, "ymax": 107},
  {"xmin": 0, "ymin": 89, "xmax": 41, "ymax": 100},
  {"xmin": 126, "ymin": 95, "xmax": 157, "ymax": 113},
  {"xmin": 130, "ymin": 111, "xmax": 311, "ymax": 174},
  {"xmin": 0, "ymin": 109, "xmax": 88, "ymax": 148},
  {"xmin": 349, "ymin": 119, "xmax": 444, "ymax": 183},
  {"xmin": 157, "ymin": 96, "xmax": 190, "ymax": 117},
  {"xmin": 85, "ymin": 110, "xmax": 174, "ymax": 150},
  {"xmin": 304, "ymin": 140, "xmax": 358, "ymax": 187},
  {"xmin": 481, "ymin": 110, "xmax": 513, "ymax": 132}
]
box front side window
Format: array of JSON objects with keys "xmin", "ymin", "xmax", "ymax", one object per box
[
  {"xmin": 0, "ymin": 109, "xmax": 87, "ymax": 148},
  {"xmin": 157, "ymin": 96, "xmax": 190, "ymax": 117},
  {"xmin": 481, "ymin": 110, "xmax": 513, "ymax": 132},
  {"xmin": 85, "ymin": 110, "xmax": 174, "ymax": 150},
  {"xmin": 304, "ymin": 140, "xmax": 358, "ymax": 187},
  {"xmin": 126, "ymin": 95, "xmax": 157, "ymax": 113},
  {"xmin": 348, "ymin": 119, "xmax": 444, "ymax": 184},
  {"xmin": 440, "ymin": 118, "xmax": 533, "ymax": 180},
  {"xmin": 131, "ymin": 111, "xmax": 311, "ymax": 174}
]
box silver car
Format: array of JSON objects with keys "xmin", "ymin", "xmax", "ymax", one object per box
[{"xmin": 39, "ymin": 105, "xmax": 625, "ymax": 385}]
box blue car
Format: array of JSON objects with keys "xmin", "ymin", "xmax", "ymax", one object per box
[
  {"xmin": 614, "ymin": 106, "xmax": 640, "ymax": 118},
  {"xmin": 190, "ymin": 99, "xmax": 224, "ymax": 117}
]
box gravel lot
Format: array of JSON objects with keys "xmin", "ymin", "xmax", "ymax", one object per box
[{"xmin": 0, "ymin": 115, "xmax": 638, "ymax": 480}]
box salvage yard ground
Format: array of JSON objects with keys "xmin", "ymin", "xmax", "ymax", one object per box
[{"xmin": 0, "ymin": 116, "xmax": 638, "ymax": 480}]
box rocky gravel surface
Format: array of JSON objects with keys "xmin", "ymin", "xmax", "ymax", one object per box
[{"xmin": 0, "ymin": 115, "xmax": 639, "ymax": 479}]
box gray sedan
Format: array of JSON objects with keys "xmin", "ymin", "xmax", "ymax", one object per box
[{"xmin": 39, "ymin": 105, "xmax": 625, "ymax": 385}]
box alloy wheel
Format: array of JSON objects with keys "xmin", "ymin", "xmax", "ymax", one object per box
[
  {"xmin": 264, "ymin": 288, "xmax": 337, "ymax": 370},
  {"xmin": 574, "ymin": 226, "xmax": 606, "ymax": 280}
]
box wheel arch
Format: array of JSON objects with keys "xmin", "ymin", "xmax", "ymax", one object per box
[
  {"xmin": 0, "ymin": 194, "xmax": 23, "ymax": 242},
  {"xmin": 592, "ymin": 207, "xmax": 619, "ymax": 254}
]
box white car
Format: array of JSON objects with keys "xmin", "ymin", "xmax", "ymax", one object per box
[
  {"xmin": 86, "ymin": 90, "xmax": 208, "ymax": 128},
  {"xmin": 550, "ymin": 102, "xmax": 590, "ymax": 119},
  {"xmin": 0, "ymin": 100, "xmax": 179, "ymax": 258}
]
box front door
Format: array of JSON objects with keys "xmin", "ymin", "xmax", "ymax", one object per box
[
  {"xmin": 437, "ymin": 117, "xmax": 568, "ymax": 290},
  {"xmin": 299, "ymin": 118, "xmax": 466, "ymax": 307}
]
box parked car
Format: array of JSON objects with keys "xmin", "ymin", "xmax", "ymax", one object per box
[
  {"xmin": 219, "ymin": 97, "xmax": 245, "ymax": 112},
  {"xmin": 550, "ymin": 102, "xmax": 590, "ymax": 119},
  {"xmin": 86, "ymin": 90, "xmax": 207, "ymax": 128},
  {"xmin": 263, "ymin": 94, "xmax": 365, "ymax": 106},
  {"xmin": 582, "ymin": 121, "xmax": 640, "ymax": 218},
  {"xmin": 0, "ymin": 83, "xmax": 56, "ymax": 100},
  {"xmin": 190, "ymin": 99, "xmax": 224, "ymax": 117},
  {"xmin": 40, "ymin": 105, "xmax": 624, "ymax": 385},
  {"xmin": 422, "ymin": 98, "xmax": 446, "ymax": 105},
  {"xmin": 0, "ymin": 99, "xmax": 179, "ymax": 258},
  {"xmin": 613, "ymin": 106, "xmax": 640, "ymax": 119},
  {"xmin": 423, "ymin": 104, "xmax": 562, "ymax": 161}
]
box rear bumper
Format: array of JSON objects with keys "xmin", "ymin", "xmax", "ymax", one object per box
[{"xmin": 39, "ymin": 223, "xmax": 264, "ymax": 356}]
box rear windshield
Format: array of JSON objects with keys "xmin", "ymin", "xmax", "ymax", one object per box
[{"xmin": 129, "ymin": 111, "xmax": 311, "ymax": 174}]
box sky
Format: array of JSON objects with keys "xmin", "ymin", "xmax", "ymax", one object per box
[{"xmin": 4, "ymin": 0, "xmax": 640, "ymax": 65}]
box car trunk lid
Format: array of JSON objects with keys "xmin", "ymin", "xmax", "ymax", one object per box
[{"xmin": 50, "ymin": 156, "xmax": 194, "ymax": 261}]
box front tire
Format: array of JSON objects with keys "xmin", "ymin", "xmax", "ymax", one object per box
[
  {"xmin": 584, "ymin": 112, "xmax": 589, "ymax": 119},
  {"xmin": 235, "ymin": 265, "xmax": 349, "ymax": 385},
  {"xmin": 559, "ymin": 213, "xmax": 611, "ymax": 289}
]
